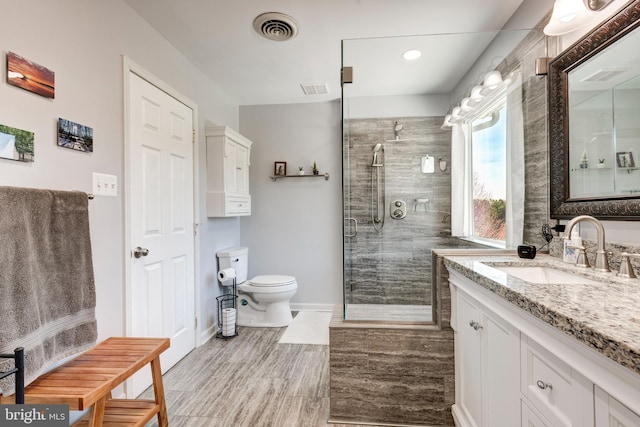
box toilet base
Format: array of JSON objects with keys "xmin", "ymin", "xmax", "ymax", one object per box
[{"xmin": 237, "ymin": 296, "xmax": 293, "ymax": 327}]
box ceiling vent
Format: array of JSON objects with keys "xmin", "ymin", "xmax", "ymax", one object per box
[
  {"xmin": 253, "ymin": 12, "xmax": 298, "ymax": 41},
  {"xmin": 301, "ymin": 83, "xmax": 329, "ymax": 95}
]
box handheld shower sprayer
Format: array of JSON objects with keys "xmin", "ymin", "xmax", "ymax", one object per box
[{"xmin": 372, "ymin": 143, "xmax": 383, "ymax": 167}]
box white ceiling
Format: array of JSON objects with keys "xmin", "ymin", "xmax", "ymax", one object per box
[{"xmin": 124, "ymin": 0, "xmax": 554, "ymax": 106}]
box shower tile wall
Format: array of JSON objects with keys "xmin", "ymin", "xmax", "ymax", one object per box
[{"xmin": 344, "ymin": 117, "xmax": 465, "ymax": 306}]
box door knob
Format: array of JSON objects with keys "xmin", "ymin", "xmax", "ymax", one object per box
[{"xmin": 133, "ymin": 247, "xmax": 149, "ymax": 258}]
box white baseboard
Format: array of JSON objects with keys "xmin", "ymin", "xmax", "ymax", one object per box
[
  {"xmin": 199, "ymin": 323, "xmax": 217, "ymax": 346},
  {"xmin": 290, "ymin": 303, "xmax": 335, "ymax": 312}
]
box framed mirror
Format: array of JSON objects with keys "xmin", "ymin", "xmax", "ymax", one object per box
[{"xmin": 549, "ymin": 0, "xmax": 640, "ymax": 219}]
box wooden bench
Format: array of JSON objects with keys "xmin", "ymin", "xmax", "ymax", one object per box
[{"xmin": 22, "ymin": 337, "xmax": 170, "ymax": 427}]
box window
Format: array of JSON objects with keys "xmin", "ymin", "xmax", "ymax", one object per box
[
  {"xmin": 450, "ymin": 70, "xmax": 523, "ymax": 249},
  {"xmin": 470, "ymin": 100, "xmax": 507, "ymax": 244}
]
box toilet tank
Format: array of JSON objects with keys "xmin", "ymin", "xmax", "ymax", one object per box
[{"xmin": 216, "ymin": 247, "xmax": 248, "ymax": 283}]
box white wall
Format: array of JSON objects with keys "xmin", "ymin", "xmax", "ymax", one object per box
[
  {"xmin": 0, "ymin": 1, "xmax": 240, "ymax": 343},
  {"xmin": 345, "ymin": 94, "xmax": 451, "ymax": 119},
  {"xmin": 239, "ymin": 101, "xmax": 343, "ymax": 308}
]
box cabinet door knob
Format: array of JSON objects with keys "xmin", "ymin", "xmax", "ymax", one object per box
[
  {"xmin": 468, "ymin": 320, "xmax": 483, "ymax": 330},
  {"xmin": 536, "ymin": 380, "xmax": 552, "ymax": 390}
]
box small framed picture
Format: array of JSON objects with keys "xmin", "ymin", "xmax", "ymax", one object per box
[
  {"xmin": 274, "ymin": 161, "xmax": 287, "ymax": 176},
  {"xmin": 57, "ymin": 118, "xmax": 93, "ymax": 152},
  {"xmin": 616, "ymin": 151, "xmax": 635, "ymax": 168}
]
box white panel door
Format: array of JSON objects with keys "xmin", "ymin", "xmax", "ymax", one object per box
[{"xmin": 128, "ymin": 72, "xmax": 195, "ymax": 397}]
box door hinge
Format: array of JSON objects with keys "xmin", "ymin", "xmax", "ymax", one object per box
[
  {"xmin": 192, "ymin": 130, "xmax": 196, "ymax": 143},
  {"xmin": 194, "ymin": 316, "xmax": 198, "ymax": 329}
]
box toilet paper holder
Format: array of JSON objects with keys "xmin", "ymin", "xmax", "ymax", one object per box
[{"xmin": 216, "ymin": 278, "xmax": 238, "ymax": 340}]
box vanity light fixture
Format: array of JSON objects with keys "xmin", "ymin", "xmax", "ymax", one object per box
[
  {"xmin": 460, "ymin": 97, "xmax": 473, "ymax": 112},
  {"xmin": 483, "ymin": 70, "xmax": 503, "ymax": 89},
  {"xmin": 442, "ymin": 70, "xmax": 505, "ymax": 128},
  {"xmin": 402, "ymin": 49, "xmax": 422, "ymax": 61},
  {"xmin": 544, "ymin": 0, "xmax": 614, "ymax": 36}
]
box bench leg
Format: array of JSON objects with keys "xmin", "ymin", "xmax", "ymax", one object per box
[
  {"xmin": 150, "ymin": 357, "xmax": 168, "ymax": 427},
  {"xmin": 86, "ymin": 397, "xmax": 106, "ymax": 427}
]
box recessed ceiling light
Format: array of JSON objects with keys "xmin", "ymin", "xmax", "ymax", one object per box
[{"xmin": 402, "ymin": 49, "xmax": 422, "ymax": 61}]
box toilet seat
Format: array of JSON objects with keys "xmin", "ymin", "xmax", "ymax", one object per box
[
  {"xmin": 249, "ymin": 275, "xmax": 296, "ymax": 287},
  {"xmin": 238, "ymin": 275, "xmax": 298, "ymax": 294}
]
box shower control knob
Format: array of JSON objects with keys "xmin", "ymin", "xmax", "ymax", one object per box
[{"xmin": 390, "ymin": 200, "xmax": 407, "ymax": 220}]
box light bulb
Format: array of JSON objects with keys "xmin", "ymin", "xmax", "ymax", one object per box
[{"xmin": 544, "ymin": 0, "xmax": 593, "ymax": 35}]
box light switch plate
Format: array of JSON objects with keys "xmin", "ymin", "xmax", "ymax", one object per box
[{"xmin": 92, "ymin": 172, "xmax": 118, "ymax": 197}]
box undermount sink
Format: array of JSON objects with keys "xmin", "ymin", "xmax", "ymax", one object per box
[{"xmin": 490, "ymin": 265, "xmax": 601, "ymax": 285}]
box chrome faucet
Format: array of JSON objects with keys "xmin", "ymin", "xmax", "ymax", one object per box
[{"xmin": 565, "ymin": 215, "xmax": 610, "ymax": 272}]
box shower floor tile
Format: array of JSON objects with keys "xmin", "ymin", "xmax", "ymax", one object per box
[{"xmin": 345, "ymin": 304, "xmax": 432, "ymax": 322}]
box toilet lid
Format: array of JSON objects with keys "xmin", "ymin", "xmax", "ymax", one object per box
[{"xmin": 249, "ymin": 275, "xmax": 296, "ymax": 287}]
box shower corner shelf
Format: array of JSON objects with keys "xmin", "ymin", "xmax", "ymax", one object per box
[{"xmin": 270, "ymin": 173, "xmax": 330, "ymax": 181}]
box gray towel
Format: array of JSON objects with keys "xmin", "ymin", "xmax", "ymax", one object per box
[{"xmin": 0, "ymin": 186, "xmax": 97, "ymax": 396}]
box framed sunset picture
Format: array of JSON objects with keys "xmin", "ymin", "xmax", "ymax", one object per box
[{"xmin": 7, "ymin": 52, "xmax": 55, "ymax": 99}]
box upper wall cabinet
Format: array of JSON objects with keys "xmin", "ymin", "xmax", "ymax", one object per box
[{"xmin": 206, "ymin": 126, "xmax": 253, "ymax": 217}]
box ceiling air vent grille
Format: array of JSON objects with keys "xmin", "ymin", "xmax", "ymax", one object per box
[
  {"xmin": 301, "ymin": 83, "xmax": 329, "ymax": 95},
  {"xmin": 253, "ymin": 12, "xmax": 298, "ymax": 41}
]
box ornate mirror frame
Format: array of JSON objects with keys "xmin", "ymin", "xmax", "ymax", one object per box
[{"xmin": 549, "ymin": 0, "xmax": 640, "ymax": 219}]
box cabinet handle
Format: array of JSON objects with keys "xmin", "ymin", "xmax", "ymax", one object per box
[
  {"xmin": 468, "ymin": 320, "xmax": 483, "ymax": 331},
  {"xmin": 536, "ymin": 380, "xmax": 552, "ymax": 390}
]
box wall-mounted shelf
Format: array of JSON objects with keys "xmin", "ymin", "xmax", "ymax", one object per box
[
  {"xmin": 571, "ymin": 166, "xmax": 612, "ymax": 171},
  {"xmin": 270, "ymin": 173, "xmax": 330, "ymax": 181}
]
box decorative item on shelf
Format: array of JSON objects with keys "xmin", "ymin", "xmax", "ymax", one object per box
[
  {"xmin": 274, "ymin": 161, "xmax": 286, "ymax": 176},
  {"xmin": 596, "ymin": 158, "xmax": 606, "ymax": 168},
  {"xmin": 312, "ymin": 161, "xmax": 319, "ymax": 175},
  {"xmin": 616, "ymin": 151, "xmax": 635, "ymax": 168},
  {"xmin": 298, "ymin": 166, "xmax": 304, "ymax": 175},
  {"xmin": 580, "ymin": 149, "xmax": 589, "ymax": 169}
]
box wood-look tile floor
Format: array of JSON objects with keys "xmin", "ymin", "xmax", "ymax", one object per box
[{"xmin": 143, "ymin": 324, "xmax": 372, "ymax": 427}]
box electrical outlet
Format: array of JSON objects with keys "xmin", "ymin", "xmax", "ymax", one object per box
[{"xmin": 92, "ymin": 173, "xmax": 118, "ymax": 197}]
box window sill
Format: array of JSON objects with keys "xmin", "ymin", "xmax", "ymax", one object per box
[{"xmin": 457, "ymin": 236, "xmax": 506, "ymax": 249}]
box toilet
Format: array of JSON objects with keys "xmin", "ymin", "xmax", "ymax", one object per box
[{"xmin": 216, "ymin": 247, "xmax": 297, "ymax": 327}]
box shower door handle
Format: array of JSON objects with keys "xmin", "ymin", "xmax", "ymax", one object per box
[{"xmin": 345, "ymin": 217, "xmax": 358, "ymax": 237}]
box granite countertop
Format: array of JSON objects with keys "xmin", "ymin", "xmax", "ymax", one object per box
[{"xmin": 443, "ymin": 254, "xmax": 640, "ymax": 376}]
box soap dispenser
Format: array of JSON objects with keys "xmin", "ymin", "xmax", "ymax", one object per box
[{"xmin": 563, "ymin": 228, "xmax": 581, "ymax": 264}]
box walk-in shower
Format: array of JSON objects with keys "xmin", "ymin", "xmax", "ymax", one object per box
[
  {"xmin": 371, "ymin": 143, "xmax": 385, "ymax": 232},
  {"xmin": 342, "ymin": 115, "xmax": 488, "ymax": 323}
]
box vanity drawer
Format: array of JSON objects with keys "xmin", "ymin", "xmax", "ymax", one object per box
[
  {"xmin": 521, "ymin": 335, "xmax": 594, "ymax": 427},
  {"xmin": 225, "ymin": 196, "xmax": 251, "ymax": 215}
]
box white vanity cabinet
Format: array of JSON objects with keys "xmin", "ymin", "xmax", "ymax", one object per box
[
  {"xmin": 449, "ymin": 269, "xmax": 640, "ymax": 427},
  {"xmin": 595, "ymin": 386, "xmax": 640, "ymax": 427},
  {"xmin": 451, "ymin": 284, "xmax": 520, "ymax": 427},
  {"xmin": 206, "ymin": 126, "xmax": 252, "ymax": 217},
  {"xmin": 520, "ymin": 335, "xmax": 594, "ymax": 427}
]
